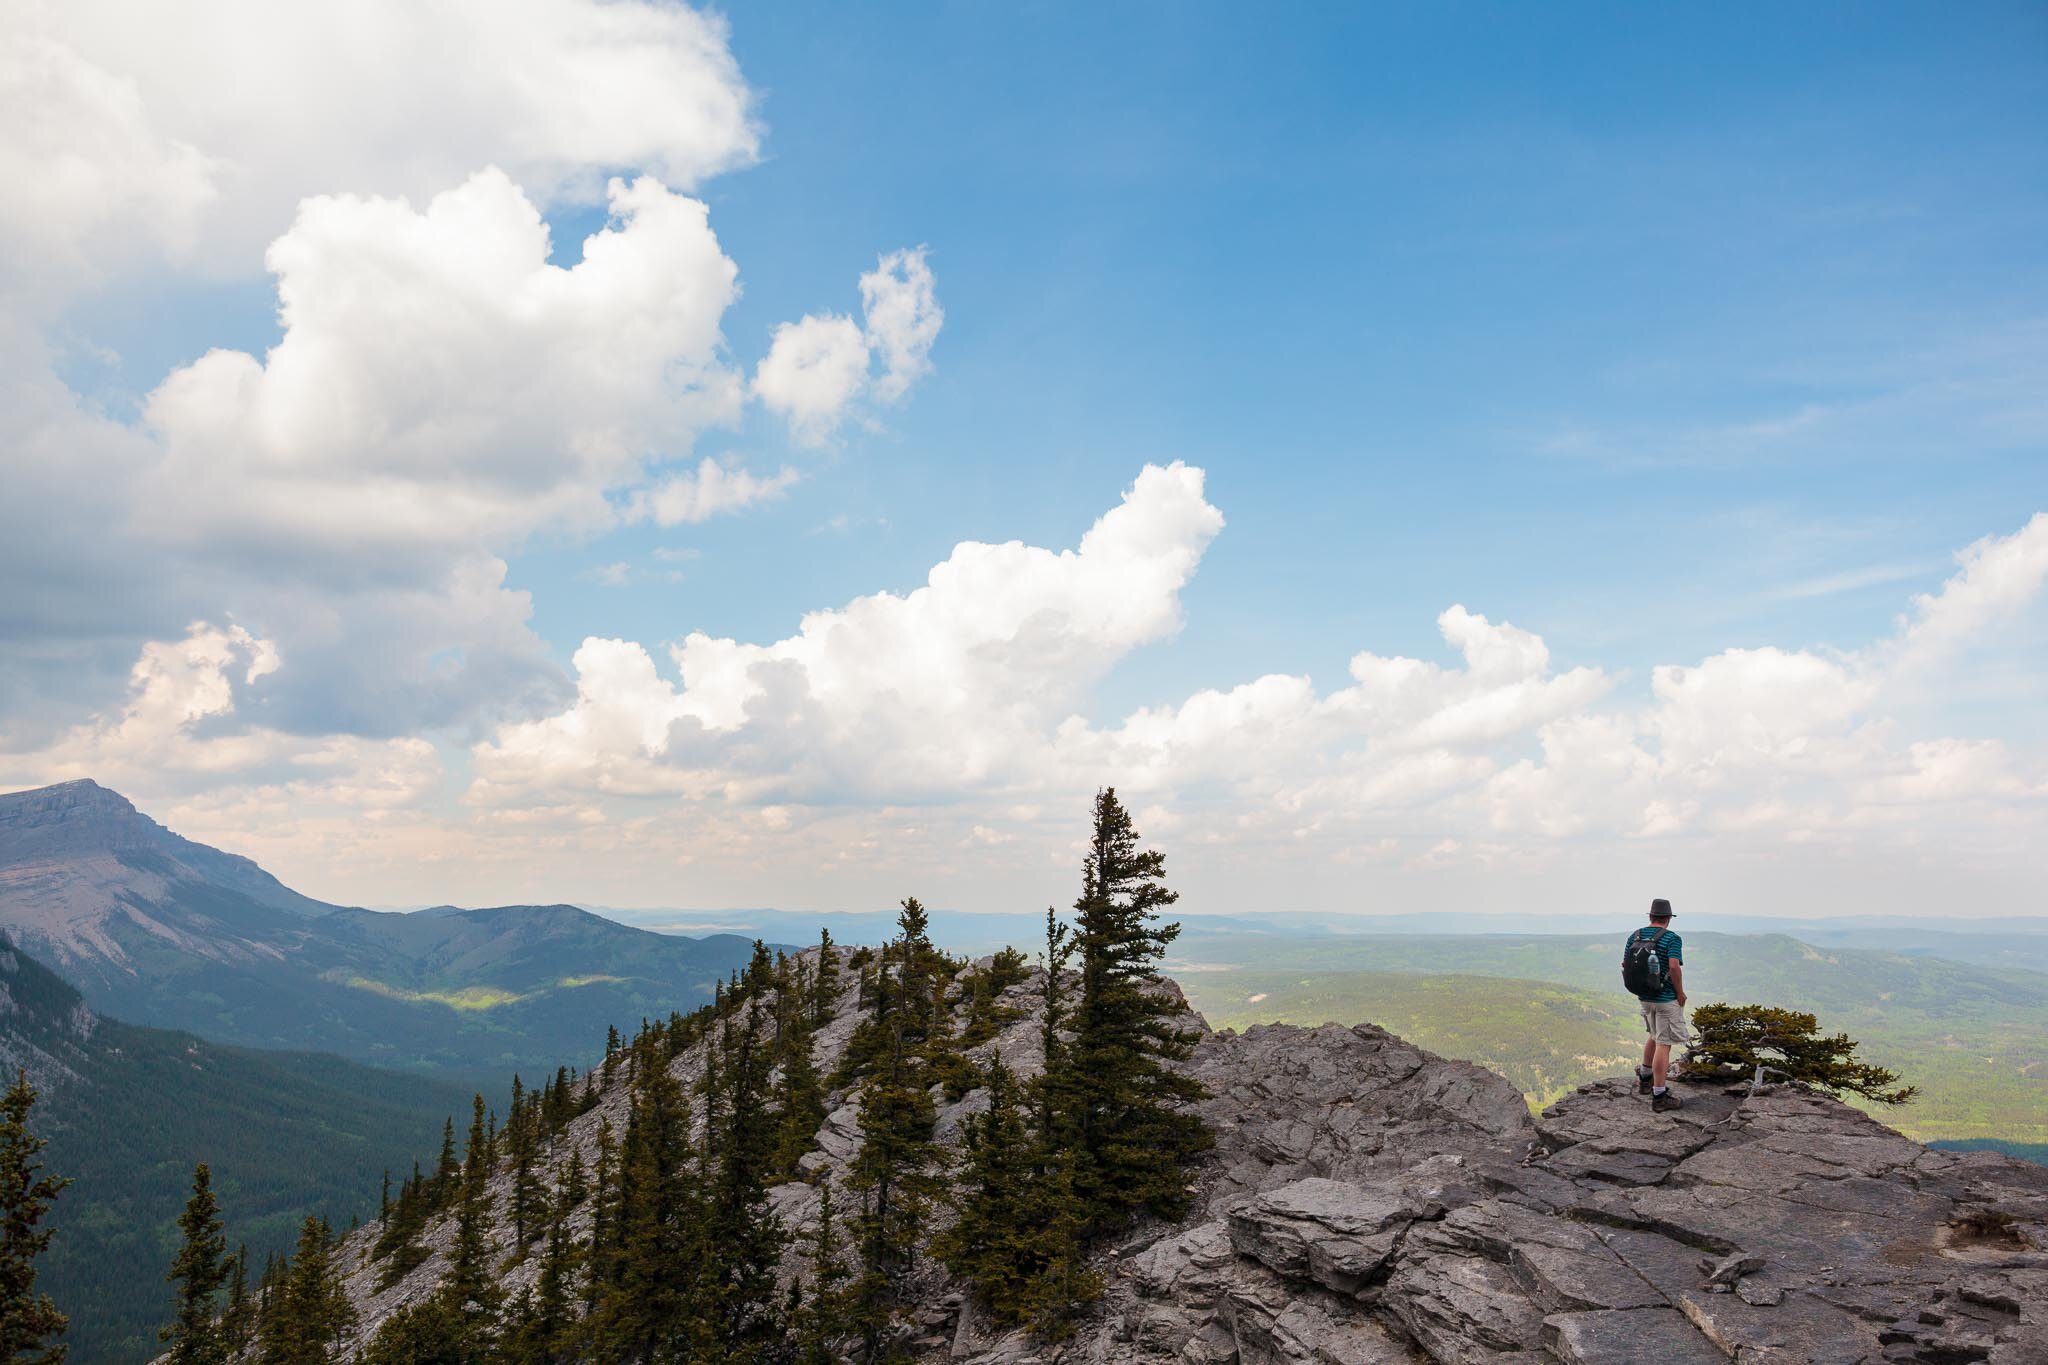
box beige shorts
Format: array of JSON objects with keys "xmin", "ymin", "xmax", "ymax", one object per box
[{"xmin": 1641, "ymin": 1000, "xmax": 1689, "ymax": 1048}]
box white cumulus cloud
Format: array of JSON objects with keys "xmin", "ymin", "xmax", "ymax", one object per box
[
  {"xmin": 473, "ymin": 462, "xmax": 1224, "ymax": 801},
  {"xmin": 144, "ymin": 169, "xmax": 741, "ymax": 556},
  {"xmin": 2, "ymin": 0, "xmax": 758, "ymax": 287},
  {"xmin": 755, "ymin": 247, "xmax": 943, "ymax": 444},
  {"xmin": 463, "ymin": 472, "xmax": 2047, "ymax": 906}
]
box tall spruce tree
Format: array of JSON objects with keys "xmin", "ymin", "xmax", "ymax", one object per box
[
  {"xmin": 463, "ymin": 1094, "xmax": 488, "ymax": 1185},
  {"xmin": 260, "ymin": 1217, "xmax": 353, "ymax": 1365},
  {"xmin": 585, "ymin": 1117, "xmax": 619, "ymax": 1315},
  {"xmin": 846, "ymin": 900, "xmax": 947, "ymax": 1360},
  {"xmin": 1061, "ymin": 788, "xmax": 1210, "ymax": 1232},
  {"xmin": 161, "ymin": 1163, "xmax": 231, "ymax": 1365},
  {"xmin": 936, "ymin": 1058, "xmax": 1100, "ymax": 1340},
  {"xmin": 772, "ymin": 956, "xmax": 828, "ymax": 1179},
  {"xmin": 440, "ymin": 1143, "xmax": 504, "ymax": 1360},
  {"xmin": 811, "ymin": 927, "xmax": 841, "ymax": 1029},
  {"xmin": 510, "ymin": 1081, "xmax": 546, "ymax": 1251},
  {"xmin": 0, "ymin": 1071, "xmax": 68, "ymax": 1364},
  {"xmin": 434, "ymin": 1115, "xmax": 460, "ymax": 1203},
  {"xmin": 589, "ymin": 1042, "xmax": 703, "ymax": 1359},
  {"xmin": 700, "ymin": 957, "xmax": 789, "ymax": 1361}
]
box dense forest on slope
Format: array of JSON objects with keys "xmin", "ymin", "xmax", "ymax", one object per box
[
  {"xmin": 0, "ymin": 936, "xmax": 472, "ymax": 1362},
  {"xmin": 174, "ymin": 790, "xmax": 1211, "ymax": 1362}
]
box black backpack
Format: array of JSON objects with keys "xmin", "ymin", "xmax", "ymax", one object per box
[{"xmin": 1621, "ymin": 927, "xmax": 1673, "ymax": 999}]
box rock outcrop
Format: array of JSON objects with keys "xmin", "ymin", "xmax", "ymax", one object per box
[{"xmin": 330, "ymin": 950, "xmax": 2048, "ymax": 1363}]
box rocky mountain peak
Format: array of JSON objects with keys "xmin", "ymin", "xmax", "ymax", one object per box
[
  {"xmin": 0, "ymin": 780, "xmax": 336, "ymax": 986},
  {"xmin": 329, "ymin": 947, "xmax": 2048, "ymax": 1362},
  {"xmin": 0, "ymin": 779, "xmax": 156, "ymax": 864}
]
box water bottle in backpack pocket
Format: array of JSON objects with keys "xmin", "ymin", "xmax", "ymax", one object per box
[{"xmin": 1622, "ymin": 928, "xmax": 1671, "ymax": 999}]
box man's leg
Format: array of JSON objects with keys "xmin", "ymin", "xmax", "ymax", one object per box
[{"xmin": 1651, "ymin": 1042, "xmax": 1670, "ymax": 1090}]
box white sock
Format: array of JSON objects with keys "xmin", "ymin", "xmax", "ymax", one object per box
[
  {"xmin": 1652, "ymin": 1086, "xmax": 1667, "ymax": 1096},
  {"xmin": 1637, "ymin": 1064, "xmax": 1653, "ymax": 1074}
]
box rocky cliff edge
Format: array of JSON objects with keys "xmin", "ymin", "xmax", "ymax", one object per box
[{"xmin": 334, "ymin": 950, "xmax": 2048, "ymax": 1364}]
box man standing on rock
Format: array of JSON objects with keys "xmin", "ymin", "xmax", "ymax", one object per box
[{"xmin": 1625, "ymin": 897, "xmax": 1688, "ymax": 1112}]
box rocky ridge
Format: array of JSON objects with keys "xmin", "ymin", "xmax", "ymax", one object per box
[
  {"xmin": 0, "ymin": 778, "xmax": 329, "ymax": 982},
  {"xmin": 333, "ymin": 948, "xmax": 2048, "ymax": 1363}
]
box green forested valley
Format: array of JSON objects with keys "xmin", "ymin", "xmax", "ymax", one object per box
[{"xmin": 1179, "ymin": 931, "xmax": 2048, "ymax": 1144}]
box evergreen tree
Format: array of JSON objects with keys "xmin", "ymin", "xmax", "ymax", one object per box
[
  {"xmin": 934, "ymin": 1059, "xmax": 1032, "ymax": 1310},
  {"xmin": 434, "ymin": 1116, "xmax": 460, "ymax": 1202},
  {"xmin": 374, "ymin": 1161, "xmax": 432, "ymax": 1289},
  {"xmin": 504, "ymin": 1165, "xmax": 583, "ymax": 1363},
  {"xmin": 560, "ymin": 1149, "xmax": 588, "ymax": 1210},
  {"xmin": 439, "ymin": 1145, "xmax": 504, "ymax": 1361},
  {"xmin": 0, "ymin": 1071, "xmax": 68, "ymax": 1364},
  {"xmin": 1688, "ymin": 1003, "xmax": 1919, "ymax": 1103},
  {"xmin": 360, "ymin": 1299, "xmax": 463, "ymax": 1365},
  {"xmin": 793, "ymin": 1183, "xmax": 851, "ymax": 1365},
  {"xmin": 463, "ymin": 1094, "xmax": 488, "ymax": 1185},
  {"xmin": 585, "ymin": 1117, "xmax": 618, "ymax": 1314},
  {"xmin": 510, "ymin": 1079, "xmax": 546, "ymax": 1251},
  {"xmin": 588, "ymin": 1047, "xmax": 703, "ymax": 1359},
  {"xmin": 771, "ymin": 967, "xmax": 828, "ymax": 1179},
  {"xmin": 547, "ymin": 1065, "xmax": 574, "ymax": 1131},
  {"xmin": 811, "ymin": 928, "xmax": 841, "ymax": 1029},
  {"xmin": 700, "ymin": 973, "xmax": 788, "ymax": 1361},
  {"xmin": 1060, "ymin": 789, "xmax": 1210, "ymax": 1232},
  {"xmin": 935, "ymin": 1060, "xmax": 1101, "ymax": 1339},
  {"xmin": 260, "ymin": 1217, "xmax": 353, "ymax": 1365},
  {"xmin": 845, "ymin": 900, "xmax": 947, "ymax": 1360},
  {"xmin": 161, "ymin": 1163, "xmax": 231, "ymax": 1365},
  {"xmin": 1033, "ymin": 906, "xmax": 1076, "ymax": 1139},
  {"xmin": 959, "ymin": 947, "xmax": 1029, "ymax": 1047},
  {"xmin": 220, "ymin": 1246, "xmax": 253, "ymax": 1354}
]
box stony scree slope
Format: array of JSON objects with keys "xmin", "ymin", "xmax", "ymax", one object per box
[{"xmin": 332, "ymin": 948, "xmax": 2048, "ymax": 1363}]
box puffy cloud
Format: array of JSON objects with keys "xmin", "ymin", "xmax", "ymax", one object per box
[
  {"xmin": 1, "ymin": 1, "xmax": 948, "ymax": 745},
  {"xmin": 1, "ymin": 623, "xmax": 441, "ymax": 809},
  {"xmin": 755, "ymin": 247, "xmax": 943, "ymax": 443},
  {"xmin": 0, "ymin": 35, "xmax": 216, "ymax": 296},
  {"xmin": 144, "ymin": 169, "xmax": 741, "ymax": 557},
  {"xmin": 2, "ymin": 0, "xmax": 757, "ymax": 286},
  {"xmin": 463, "ymin": 475, "xmax": 2047, "ymax": 903},
  {"xmin": 1477, "ymin": 515, "xmax": 2048, "ymax": 847},
  {"xmin": 473, "ymin": 462, "xmax": 1225, "ymax": 801},
  {"xmin": 861, "ymin": 248, "xmax": 943, "ymax": 403},
  {"xmin": 752, "ymin": 314, "xmax": 872, "ymax": 446},
  {"xmin": 1892, "ymin": 511, "xmax": 2048, "ymax": 676}
]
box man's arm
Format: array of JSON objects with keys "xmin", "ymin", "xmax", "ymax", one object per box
[{"xmin": 1669, "ymin": 960, "xmax": 1686, "ymax": 1007}]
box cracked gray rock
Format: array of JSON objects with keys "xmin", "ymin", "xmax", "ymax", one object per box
[{"xmin": 320, "ymin": 952, "xmax": 2048, "ymax": 1365}]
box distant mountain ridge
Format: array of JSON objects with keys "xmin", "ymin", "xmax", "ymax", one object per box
[
  {"xmin": 0, "ymin": 778, "xmax": 330, "ymax": 987},
  {"xmin": 0, "ymin": 930, "xmax": 467, "ymax": 1363},
  {"xmin": 592, "ymin": 902, "xmax": 2048, "ymax": 972},
  {"xmin": 0, "ymin": 779, "xmax": 770, "ymax": 1073}
]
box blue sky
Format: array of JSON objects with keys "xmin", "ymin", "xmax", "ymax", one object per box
[
  {"xmin": 555, "ymin": 1, "xmax": 2047, "ymax": 701},
  {"xmin": 3, "ymin": 1, "xmax": 2044, "ymax": 915}
]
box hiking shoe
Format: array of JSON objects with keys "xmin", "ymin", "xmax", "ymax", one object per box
[
  {"xmin": 1651, "ymin": 1091, "xmax": 1684, "ymax": 1113},
  {"xmin": 1637, "ymin": 1070, "xmax": 1654, "ymax": 1094}
]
